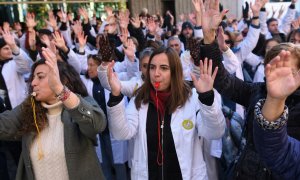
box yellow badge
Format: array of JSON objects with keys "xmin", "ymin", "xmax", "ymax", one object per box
[
  {"xmin": 133, "ymin": 83, "xmax": 139, "ymax": 93},
  {"xmin": 182, "ymin": 119, "xmax": 194, "ymax": 130}
]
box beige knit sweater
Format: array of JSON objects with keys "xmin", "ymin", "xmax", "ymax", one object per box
[{"xmin": 30, "ymin": 101, "xmax": 69, "ymax": 180}]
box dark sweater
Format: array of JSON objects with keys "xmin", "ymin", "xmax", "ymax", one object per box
[{"xmin": 146, "ymin": 102, "xmax": 182, "ymax": 180}]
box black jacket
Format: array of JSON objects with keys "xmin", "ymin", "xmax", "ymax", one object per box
[{"xmin": 201, "ymin": 41, "xmax": 300, "ymax": 179}]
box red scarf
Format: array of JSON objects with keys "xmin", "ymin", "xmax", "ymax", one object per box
[
  {"xmin": 149, "ymin": 88, "xmax": 171, "ymax": 166},
  {"xmin": 150, "ymin": 88, "xmax": 171, "ymax": 117}
]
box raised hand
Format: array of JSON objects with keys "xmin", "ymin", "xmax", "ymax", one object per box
[
  {"xmin": 26, "ymin": 13, "xmax": 37, "ymax": 30},
  {"xmin": 188, "ymin": 12, "xmax": 197, "ymax": 25},
  {"xmin": 119, "ymin": 9, "xmax": 130, "ymax": 29},
  {"xmin": 119, "ymin": 27, "xmax": 129, "ymax": 44},
  {"xmin": 2, "ymin": 30, "xmax": 19, "ymax": 54},
  {"xmin": 52, "ymin": 31, "xmax": 67, "ymax": 52},
  {"xmin": 105, "ymin": 6, "xmax": 114, "ymax": 17},
  {"xmin": 201, "ymin": 0, "xmax": 228, "ymax": 44},
  {"xmin": 192, "ymin": 0, "xmax": 202, "ymax": 13},
  {"xmin": 2, "ymin": 30, "xmax": 16, "ymax": 48},
  {"xmin": 123, "ymin": 38, "xmax": 136, "ymax": 61},
  {"xmin": 192, "ymin": 0, "xmax": 203, "ymax": 26},
  {"xmin": 140, "ymin": 16, "xmax": 147, "ymax": 28},
  {"xmin": 217, "ymin": 27, "xmax": 228, "ymax": 52},
  {"xmin": 41, "ymin": 47, "xmax": 63, "ymax": 95},
  {"xmin": 107, "ymin": 61, "xmax": 121, "ymax": 96},
  {"xmin": 147, "ymin": 18, "xmax": 157, "ymax": 35},
  {"xmin": 265, "ymin": 50, "xmax": 300, "ymax": 100},
  {"xmin": 242, "ymin": 2, "xmax": 249, "ymax": 19},
  {"xmin": 130, "ymin": 15, "xmax": 141, "ymax": 29},
  {"xmin": 191, "ymin": 58, "xmax": 218, "ymax": 93},
  {"xmin": 77, "ymin": 31, "xmax": 87, "ymax": 49},
  {"xmin": 46, "ymin": 10, "xmax": 58, "ymax": 30},
  {"xmin": 250, "ymin": 0, "xmax": 264, "ymax": 16},
  {"xmin": 71, "ymin": 20, "xmax": 83, "ymax": 36},
  {"xmin": 78, "ymin": 8, "xmax": 89, "ymax": 24},
  {"xmin": 168, "ymin": 11, "xmax": 175, "ymax": 25}
]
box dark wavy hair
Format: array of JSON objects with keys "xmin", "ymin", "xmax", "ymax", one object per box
[
  {"xmin": 134, "ymin": 47, "xmax": 192, "ymax": 114},
  {"xmin": 18, "ymin": 59, "xmax": 88, "ymax": 135}
]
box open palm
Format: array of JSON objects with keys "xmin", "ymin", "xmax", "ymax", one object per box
[
  {"xmin": 107, "ymin": 61, "xmax": 121, "ymax": 96},
  {"xmin": 202, "ymin": 0, "xmax": 227, "ymax": 32},
  {"xmin": 265, "ymin": 51, "xmax": 300, "ymax": 100},
  {"xmin": 192, "ymin": 58, "xmax": 218, "ymax": 93},
  {"xmin": 42, "ymin": 47, "xmax": 62, "ymax": 94}
]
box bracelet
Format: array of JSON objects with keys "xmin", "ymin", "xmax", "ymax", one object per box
[
  {"xmin": 56, "ymin": 86, "xmax": 71, "ymax": 102},
  {"xmin": 254, "ymin": 99, "xmax": 288, "ymax": 130},
  {"xmin": 252, "ymin": 16, "xmax": 259, "ymax": 20}
]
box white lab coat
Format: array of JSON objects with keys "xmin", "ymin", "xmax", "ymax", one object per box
[
  {"xmin": 107, "ymin": 89, "xmax": 226, "ymax": 180},
  {"xmin": 3, "ymin": 49, "xmax": 32, "ymax": 108}
]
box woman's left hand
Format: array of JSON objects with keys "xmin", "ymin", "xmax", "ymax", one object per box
[
  {"xmin": 191, "ymin": 58, "xmax": 218, "ymax": 93},
  {"xmin": 107, "ymin": 61, "xmax": 121, "ymax": 96},
  {"xmin": 265, "ymin": 50, "xmax": 300, "ymax": 100},
  {"xmin": 42, "ymin": 47, "xmax": 63, "ymax": 95}
]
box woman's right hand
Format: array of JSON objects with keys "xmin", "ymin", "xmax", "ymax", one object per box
[
  {"xmin": 217, "ymin": 27, "xmax": 228, "ymax": 52},
  {"xmin": 201, "ymin": 0, "xmax": 228, "ymax": 44},
  {"xmin": 107, "ymin": 61, "xmax": 121, "ymax": 96},
  {"xmin": 41, "ymin": 47, "xmax": 63, "ymax": 95}
]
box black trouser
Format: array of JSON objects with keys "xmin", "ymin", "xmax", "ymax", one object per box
[
  {"xmin": 0, "ymin": 151, "xmax": 9, "ymax": 180},
  {"xmin": 0, "ymin": 141, "xmax": 22, "ymax": 180}
]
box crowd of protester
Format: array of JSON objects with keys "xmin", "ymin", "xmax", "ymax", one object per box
[{"xmin": 0, "ymin": 0, "xmax": 299, "ymax": 179}]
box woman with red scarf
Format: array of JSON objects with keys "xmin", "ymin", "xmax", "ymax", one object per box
[{"xmin": 106, "ymin": 47, "xmax": 225, "ymax": 180}]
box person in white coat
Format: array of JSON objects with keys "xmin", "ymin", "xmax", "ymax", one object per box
[
  {"xmin": 106, "ymin": 47, "xmax": 225, "ymax": 180},
  {"xmin": 253, "ymin": 38, "xmax": 280, "ymax": 83},
  {"xmin": 80, "ymin": 54, "xmax": 128, "ymax": 180},
  {"xmin": 0, "ymin": 30, "xmax": 33, "ymax": 180}
]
